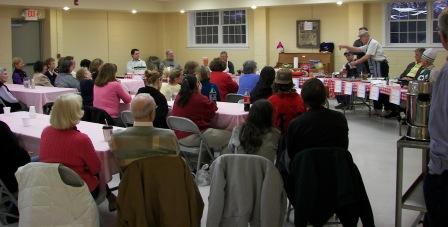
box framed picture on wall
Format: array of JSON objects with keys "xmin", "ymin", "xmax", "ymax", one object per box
[{"xmin": 296, "ymin": 20, "xmax": 320, "ymax": 48}]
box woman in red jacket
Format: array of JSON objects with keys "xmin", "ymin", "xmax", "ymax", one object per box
[
  {"xmin": 172, "ymin": 74, "xmax": 231, "ymax": 164},
  {"xmin": 209, "ymin": 58, "xmax": 239, "ymax": 101},
  {"xmin": 39, "ymin": 93, "xmax": 117, "ymax": 211},
  {"xmin": 268, "ymin": 69, "xmax": 306, "ymax": 134}
]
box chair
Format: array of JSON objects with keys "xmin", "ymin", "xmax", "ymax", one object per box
[
  {"xmin": 287, "ymin": 147, "xmax": 375, "ymax": 227},
  {"xmin": 225, "ymin": 93, "xmax": 243, "ymax": 103},
  {"xmin": 42, "ymin": 102, "xmax": 54, "ymax": 115},
  {"xmin": 0, "ymin": 179, "xmax": 18, "ymax": 225},
  {"xmin": 166, "ymin": 116, "xmax": 214, "ymax": 172},
  {"xmin": 207, "ymin": 154, "xmax": 287, "ymax": 227},
  {"xmin": 82, "ymin": 105, "xmax": 115, "ymax": 126},
  {"xmin": 120, "ymin": 110, "xmax": 134, "ymax": 127}
]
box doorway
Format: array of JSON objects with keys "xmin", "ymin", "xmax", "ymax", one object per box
[{"xmin": 11, "ymin": 19, "xmax": 42, "ymax": 75}]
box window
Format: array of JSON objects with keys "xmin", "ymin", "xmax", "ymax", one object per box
[
  {"xmin": 189, "ymin": 9, "xmax": 248, "ymax": 48},
  {"xmin": 386, "ymin": 0, "xmax": 447, "ymax": 47}
]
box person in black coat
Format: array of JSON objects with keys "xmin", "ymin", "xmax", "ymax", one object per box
[
  {"xmin": 0, "ymin": 120, "xmax": 31, "ymax": 193},
  {"xmin": 250, "ymin": 66, "xmax": 275, "ymax": 103},
  {"xmin": 137, "ymin": 70, "xmax": 169, "ymax": 129}
]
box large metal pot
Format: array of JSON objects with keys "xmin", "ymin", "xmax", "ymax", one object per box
[{"xmin": 405, "ymin": 81, "xmax": 432, "ymax": 140}]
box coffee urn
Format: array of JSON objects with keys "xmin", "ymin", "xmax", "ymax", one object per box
[{"xmin": 405, "ymin": 81, "xmax": 432, "ymax": 141}]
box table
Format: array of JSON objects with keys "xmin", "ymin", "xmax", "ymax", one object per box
[
  {"xmin": 7, "ymin": 84, "xmax": 77, "ymax": 113},
  {"xmin": 118, "ymin": 78, "xmax": 145, "ymax": 95},
  {"xmin": 167, "ymin": 101, "xmax": 248, "ymax": 131},
  {"xmin": 395, "ymin": 137, "xmax": 429, "ymax": 227},
  {"xmin": 0, "ymin": 111, "xmax": 121, "ymax": 183}
]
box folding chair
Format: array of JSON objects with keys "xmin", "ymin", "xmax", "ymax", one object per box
[
  {"xmin": 225, "ymin": 93, "xmax": 243, "ymax": 103},
  {"xmin": 42, "ymin": 102, "xmax": 54, "ymax": 115},
  {"xmin": 166, "ymin": 116, "xmax": 214, "ymax": 172},
  {"xmin": 0, "ymin": 179, "xmax": 18, "ymax": 225},
  {"xmin": 120, "ymin": 110, "xmax": 134, "ymax": 127}
]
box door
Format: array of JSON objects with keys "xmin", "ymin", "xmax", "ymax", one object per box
[{"xmin": 11, "ymin": 19, "xmax": 42, "ymax": 75}]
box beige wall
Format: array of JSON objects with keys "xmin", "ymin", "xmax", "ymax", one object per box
[{"xmin": 0, "ymin": 7, "xmax": 22, "ymax": 76}]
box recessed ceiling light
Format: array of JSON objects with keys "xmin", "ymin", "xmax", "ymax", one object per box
[
  {"xmin": 63, "ymin": 6, "xmax": 70, "ymax": 11},
  {"xmin": 251, "ymin": 5, "xmax": 257, "ymax": 10},
  {"xmin": 336, "ymin": 1, "xmax": 343, "ymax": 6},
  {"xmin": 131, "ymin": 9, "xmax": 137, "ymax": 14},
  {"xmin": 180, "ymin": 9, "xmax": 185, "ymax": 14}
]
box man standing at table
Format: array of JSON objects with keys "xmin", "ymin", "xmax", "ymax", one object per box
[
  {"xmin": 160, "ymin": 49, "xmax": 181, "ymax": 70},
  {"xmin": 352, "ymin": 27, "xmax": 370, "ymax": 75},
  {"xmin": 220, "ymin": 51, "xmax": 235, "ymax": 74},
  {"xmin": 424, "ymin": 8, "xmax": 448, "ymax": 227},
  {"xmin": 339, "ymin": 28, "xmax": 389, "ymax": 115},
  {"xmin": 126, "ymin": 48, "xmax": 147, "ymax": 74},
  {"xmin": 110, "ymin": 93, "xmax": 179, "ymax": 169}
]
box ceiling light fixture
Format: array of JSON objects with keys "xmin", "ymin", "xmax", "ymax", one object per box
[
  {"xmin": 180, "ymin": 9, "xmax": 185, "ymax": 14},
  {"xmin": 251, "ymin": 5, "xmax": 257, "ymax": 10},
  {"xmin": 336, "ymin": 1, "xmax": 343, "ymax": 6},
  {"xmin": 131, "ymin": 9, "xmax": 137, "ymax": 14},
  {"xmin": 63, "ymin": 6, "xmax": 70, "ymax": 11}
]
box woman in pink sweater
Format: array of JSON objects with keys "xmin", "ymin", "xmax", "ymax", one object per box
[
  {"xmin": 40, "ymin": 93, "xmax": 117, "ymax": 211},
  {"xmin": 93, "ymin": 63, "xmax": 131, "ymax": 127}
]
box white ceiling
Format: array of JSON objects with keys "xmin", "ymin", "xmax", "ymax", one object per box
[{"xmin": 0, "ymin": 0, "xmax": 375, "ymax": 12}]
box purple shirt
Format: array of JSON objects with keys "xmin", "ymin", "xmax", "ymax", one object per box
[
  {"xmin": 12, "ymin": 69, "xmax": 28, "ymax": 84},
  {"xmin": 428, "ymin": 61, "xmax": 448, "ymax": 174}
]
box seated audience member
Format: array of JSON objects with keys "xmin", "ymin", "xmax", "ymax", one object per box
[
  {"xmin": 137, "ymin": 70, "xmax": 169, "ymax": 128},
  {"xmin": 250, "ymin": 66, "xmax": 275, "ymax": 103},
  {"xmin": 126, "ymin": 48, "xmax": 147, "ymax": 74},
  {"xmin": 80, "ymin": 58, "xmax": 103, "ymax": 107},
  {"xmin": 237, "ymin": 60, "xmax": 259, "ymax": 95},
  {"xmin": 220, "ymin": 51, "xmax": 235, "ymax": 74},
  {"xmin": 399, "ymin": 48, "xmax": 425, "ymax": 81},
  {"xmin": 287, "ymin": 78, "xmax": 348, "ymax": 161},
  {"xmin": 93, "ymin": 63, "xmax": 132, "ymax": 126},
  {"xmin": 335, "ymin": 51, "xmax": 359, "ymax": 109},
  {"xmin": 184, "ymin": 61, "xmax": 199, "ymax": 75},
  {"xmin": 146, "ymin": 56, "xmax": 161, "ymax": 72},
  {"xmin": 89, "ymin": 58, "xmax": 104, "ymax": 81},
  {"xmin": 44, "ymin": 57, "xmax": 58, "ymax": 86},
  {"xmin": 172, "ymin": 75, "xmax": 231, "ymax": 156},
  {"xmin": 0, "ymin": 120, "xmax": 30, "ymax": 194},
  {"xmin": 32, "ymin": 61, "xmax": 52, "ymax": 87},
  {"xmin": 39, "ymin": 94, "xmax": 117, "ymax": 211},
  {"xmin": 0, "ymin": 67, "xmax": 24, "ymax": 112},
  {"xmin": 64, "ymin": 56, "xmax": 77, "ymax": 77},
  {"xmin": 417, "ymin": 48, "xmax": 439, "ymax": 82},
  {"xmin": 12, "ymin": 57, "xmax": 29, "ymax": 84},
  {"xmin": 55, "ymin": 57, "xmax": 80, "ymax": 91},
  {"xmin": 209, "ymin": 58, "xmax": 239, "ymax": 101},
  {"xmin": 198, "ymin": 65, "xmax": 221, "ymax": 101},
  {"xmin": 160, "ymin": 49, "xmax": 181, "ymax": 70},
  {"xmin": 110, "ymin": 93, "xmax": 179, "ymax": 169},
  {"xmin": 160, "ymin": 68, "xmax": 182, "ymax": 101},
  {"xmin": 228, "ymin": 99, "xmax": 280, "ymax": 162},
  {"xmin": 268, "ymin": 69, "xmax": 306, "ymax": 133},
  {"xmin": 77, "ymin": 68, "xmax": 93, "ymax": 106},
  {"xmin": 76, "ymin": 68, "xmax": 92, "ymax": 81},
  {"xmin": 80, "ymin": 59, "xmax": 91, "ymax": 69}
]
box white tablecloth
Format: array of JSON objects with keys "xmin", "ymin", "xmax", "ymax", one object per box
[
  {"xmin": 7, "ymin": 84, "xmax": 77, "ymax": 113},
  {"xmin": 167, "ymin": 101, "xmax": 248, "ymax": 131},
  {"xmin": 118, "ymin": 78, "xmax": 145, "ymax": 95},
  {"xmin": 0, "ymin": 111, "xmax": 121, "ymax": 182}
]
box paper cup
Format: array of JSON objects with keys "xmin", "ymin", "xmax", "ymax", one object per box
[
  {"xmin": 3, "ymin": 107, "xmax": 11, "ymax": 115},
  {"xmin": 29, "ymin": 106, "xmax": 36, "ymax": 118},
  {"xmin": 22, "ymin": 118, "xmax": 31, "ymax": 127}
]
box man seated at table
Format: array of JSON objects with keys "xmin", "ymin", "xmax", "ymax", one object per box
[
  {"xmin": 0, "ymin": 67, "xmax": 26, "ymax": 113},
  {"xmin": 335, "ymin": 50, "xmax": 359, "ymax": 109},
  {"xmin": 160, "ymin": 49, "xmax": 181, "ymax": 71},
  {"xmin": 126, "ymin": 48, "xmax": 147, "ymax": 74},
  {"xmin": 110, "ymin": 93, "xmax": 180, "ymax": 169},
  {"xmin": 399, "ymin": 48, "xmax": 425, "ymax": 81},
  {"xmin": 220, "ymin": 51, "xmax": 235, "ymax": 74}
]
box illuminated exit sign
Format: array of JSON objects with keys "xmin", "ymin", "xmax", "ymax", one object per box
[{"xmin": 24, "ymin": 9, "xmax": 39, "ymax": 21}]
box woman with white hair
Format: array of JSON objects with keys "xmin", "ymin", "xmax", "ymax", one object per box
[
  {"xmin": 39, "ymin": 93, "xmax": 117, "ymax": 211},
  {"xmin": 0, "ymin": 67, "xmax": 24, "ymax": 113},
  {"xmin": 237, "ymin": 60, "xmax": 259, "ymax": 95}
]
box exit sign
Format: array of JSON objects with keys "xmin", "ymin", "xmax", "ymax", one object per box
[{"xmin": 24, "ymin": 9, "xmax": 38, "ymax": 21}]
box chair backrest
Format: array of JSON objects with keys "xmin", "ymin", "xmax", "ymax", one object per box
[
  {"xmin": 166, "ymin": 116, "xmax": 201, "ymax": 134},
  {"xmin": 226, "ymin": 93, "xmax": 243, "ymax": 103},
  {"xmin": 0, "ymin": 99, "xmax": 6, "ymax": 107},
  {"xmin": 82, "ymin": 105, "xmax": 115, "ymax": 126},
  {"xmin": 121, "ymin": 110, "xmax": 134, "ymax": 127},
  {"xmin": 0, "ymin": 178, "xmax": 18, "ymax": 224}
]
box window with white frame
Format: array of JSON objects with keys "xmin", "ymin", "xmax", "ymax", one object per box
[
  {"xmin": 385, "ymin": 0, "xmax": 448, "ymax": 46},
  {"xmin": 189, "ymin": 9, "xmax": 248, "ymax": 48}
]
